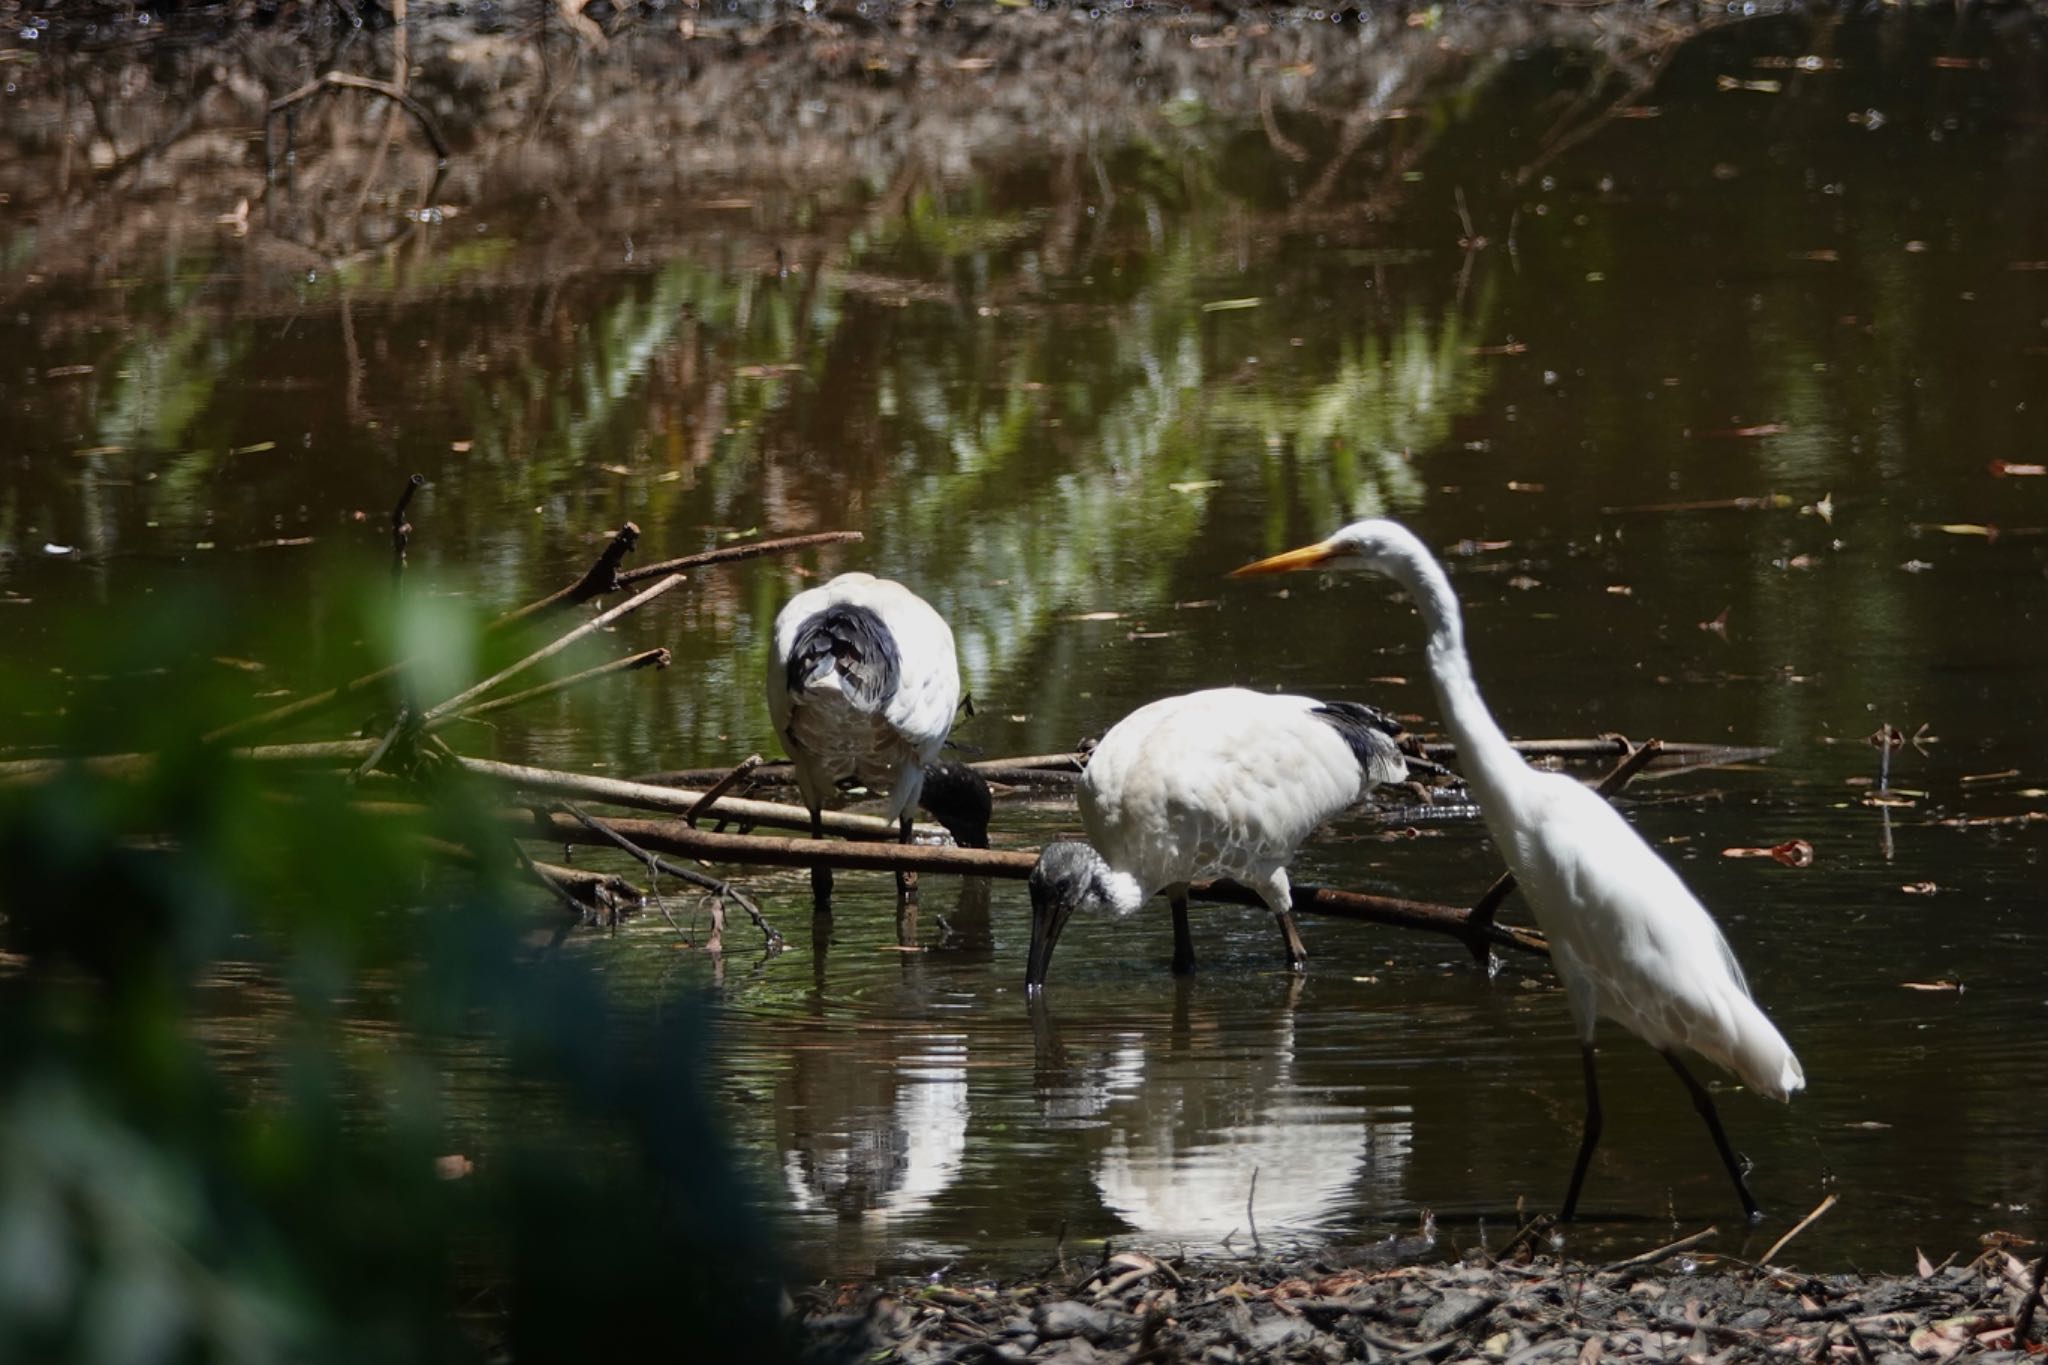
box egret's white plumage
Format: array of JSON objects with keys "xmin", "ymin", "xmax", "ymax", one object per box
[
  {"xmin": 766, "ymin": 571, "xmax": 963, "ymax": 905},
  {"xmin": 1233, "ymin": 519, "xmax": 1802, "ymax": 1221},
  {"xmin": 1026, "ymin": 687, "xmax": 1409, "ymax": 986}
]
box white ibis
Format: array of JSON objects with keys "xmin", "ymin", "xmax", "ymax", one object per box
[
  {"xmin": 1025, "ymin": 687, "xmax": 1410, "ymax": 987},
  {"xmin": 766, "ymin": 571, "xmax": 975, "ymax": 909},
  {"xmin": 1232, "ymin": 519, "xmax": 1803, "ymax": 1222}
]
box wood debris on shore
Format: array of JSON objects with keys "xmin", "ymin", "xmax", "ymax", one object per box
[{"xmin": 798, "ymin": 1227, "xmax": 2046, "ymax": 1365}]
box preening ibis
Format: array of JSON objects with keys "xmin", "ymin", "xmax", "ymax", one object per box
[
  {"xmin": 766, "ymin": 572, "xmax": 982, "ymax": 908},
  {"xmin": 1232, "ymin": 518, "xmax": 1803, "ymax": 1222},
  {"xmin": 1025, "ymin": 687, "xmax": 1411, "ymax": 988}
]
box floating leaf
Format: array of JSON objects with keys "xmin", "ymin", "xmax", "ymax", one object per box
[
  {"xmin": 1721, "ymin": 839, "xmax": 1813, "ymax": 866},
  {"xmin": 1770, "ymin": 839, "xmax": 1814, "ymax": 867}
]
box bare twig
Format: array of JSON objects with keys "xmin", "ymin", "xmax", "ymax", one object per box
[
  {"xmin": 1759, "ymin": 1193, "xmax": 1839, "ymax": 1268},
  {"xmin": 1491, "ymin": 1213, "xmax": 1555, "ymax": 1262},
  {"xmin": 2016, "ymin": 1249, "xmax": 2047, "ymax": 1346},
  {"xmin": 266, "ymin": 70, "xmax": 451, "ymax": 161},
  {"xmin": 1246, "ymin": 1167, "xmax": 1262, "ymax": 1256},
  {"xmin": 1601, "ymin": 1225, "xmax": 1718, "ymax": 1275},
  {"xmin": 419, "ymin": 833, "xmax": 647, "ymax": 917},
  {"xmin": 490, "ymin": 522, "xmax": 641, "ymax": 630},
  {"xmin": 614, "ymin": 529, "xmax": 864, "ymax": 588},
  {"xmin": 390, "ymin": 473, "xmax": 423, "ymax": 584},
  {"xmin": 348, "ymin": 709, "xmax": 416, "ymax": 784},
  {"xmin": 419, "ymin": 572, "xmax": 687, "ymax": 724},
  {"xmin": 1419, "ymin": 736, "xmax": 1765, "ymax": 768},
  {"xmin": 509, "ymin": 835, "xmax": 593, "ymax": 920},
  {"xmin": 202, "ymin": 525, "xmax": 819, "ymax": 747},
  {"xmin": 556, "ymin": 801, "xmax": 783, "ymax": 950},
  {"xmin": 687, "ymin": 754, "xmax": 764, "ymax": 826},
  {"xmin": 434, "ymin": 647, "xmax": 670, "ymax": 727}
]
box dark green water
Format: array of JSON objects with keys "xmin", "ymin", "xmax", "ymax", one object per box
[{"xmin": 4, "ymin": 6, "xmax": 2045, "ymax": 1277}]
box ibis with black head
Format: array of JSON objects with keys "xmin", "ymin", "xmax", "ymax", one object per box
[{"xmin": 1025, "ymin": 687, "xmax": 1411, "ymax": 989}]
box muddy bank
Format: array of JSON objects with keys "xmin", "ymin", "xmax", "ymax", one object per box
[
  {"xmin": 1, "ymin": 0, "xmax": 1766, "ymax": 297},
  {"xmin": 799, "ymin": 1225, "xmax": 2047, "ymax": 1363}
]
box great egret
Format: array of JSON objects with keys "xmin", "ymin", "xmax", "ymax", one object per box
[
  {"xmin": 1232, "ymin": 519, "xmax": 1803, "ymax": 1222},
  {"xmin": 766, "ymin": 572, "xmax": 978, "ymax": 908},
  {"xmin": 1025, "ymin": 687, "xmax": 1410, "ymax": 989}
]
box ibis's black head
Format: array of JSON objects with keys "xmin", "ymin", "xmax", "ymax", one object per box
[
  {"xmin": 919, "ymin": 760, "xmax": 992, "ymax": 850},
  {"xmin": 1025, "ymin": 840, "xmax": 1106, "ymax": 992}
]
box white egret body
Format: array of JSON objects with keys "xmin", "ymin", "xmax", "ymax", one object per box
[
  {"xmin": 766, "ymin": 571, "xmax": 966, "ymax": 906},
  {"xmin": 1026, "ymin": 687, "xmax": 1409, "ymax": 986},
  {"xmin": 1232, "ymin": 519, "xmax": 1803, "ymax": 1221}
]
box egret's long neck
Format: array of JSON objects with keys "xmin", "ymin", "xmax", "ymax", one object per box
[{"xmin": 1385, "ymin": 543, "xmax": 1527, "ymax": 809}]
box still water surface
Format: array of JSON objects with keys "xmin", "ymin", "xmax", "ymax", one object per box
[{"xmin": 4, "ymin": 6, "xmax": 2045, "ymax": 1276}]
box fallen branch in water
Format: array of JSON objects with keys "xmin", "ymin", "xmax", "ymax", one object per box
[
  {"xmin": 201, "ymin": 527, "xmax": 852, "ymax": 747},
  {"xmin": 489, "ymin": 521, "xmax": 643, "ymax": 630},
  {"xmin": 509, "ymin": 835, "xmax": 593, "ymax": 922},
  {"xmin": 613, "ymin": 529, "xmax": 865, "ymax": 588},
  {"xmin": 419, "ymin": 572, "xmax": 687, "ymax": 723},
  {"xmin": 454, "ymin": 754, "xmax": 936, "ymax": 839},
  {"xmin": 555, "ymin": 802, "xmax": 783, "ymax": 951},
  {"xmin": 0, "ymin": 741, "xmax": 941, "ymax": 841},
  {"xmin": 687, "ymin": 754, "xmax": 764, "ymax": 826},
  {"xmin": 435, "ymin": 647, "xmax": 671, "ymax": 727},
  {"xmin": 420, "ymin": 834, "xmax": 646, "ymax": 923},
  {"xmin": 479, "ymin": 807, "xmax": 1551, "ymax": 957}
]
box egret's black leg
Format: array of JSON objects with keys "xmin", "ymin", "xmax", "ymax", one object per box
[
  {"xmin": 1170, "ymin": 896, "xmax": 1196, "ymax": 976},
  {"xmin": 809, "ymin": 809, "xmax": 832, "ymax": 913},
  {"xmin": 1560, "ymin": 1043, "xmax": 1603, "ymax": 1223},
  {"xmin": 895, "ymin": 814, "xmax": 919, "ymax": 904},
  {"xmin": 1662, "ymin": 1050, "xmax": 1762, "ymax": 1223}
]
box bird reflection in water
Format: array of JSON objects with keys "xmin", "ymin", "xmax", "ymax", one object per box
[
  {"xmin": 779, "ymin": 873, "xmax": 994, "ymax": 1241},
  {"xmin": 1029, "ymin": 980, "xmax": 1412, "ymax": 1248},
  {"xmin": 778, "ymin": 1030, "xmax": 971, "ymax": 1229}
]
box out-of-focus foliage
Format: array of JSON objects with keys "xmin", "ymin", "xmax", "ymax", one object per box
[{"xmin": 0, "ymin": 585, "xmax": 799, "ymax": 1363}]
